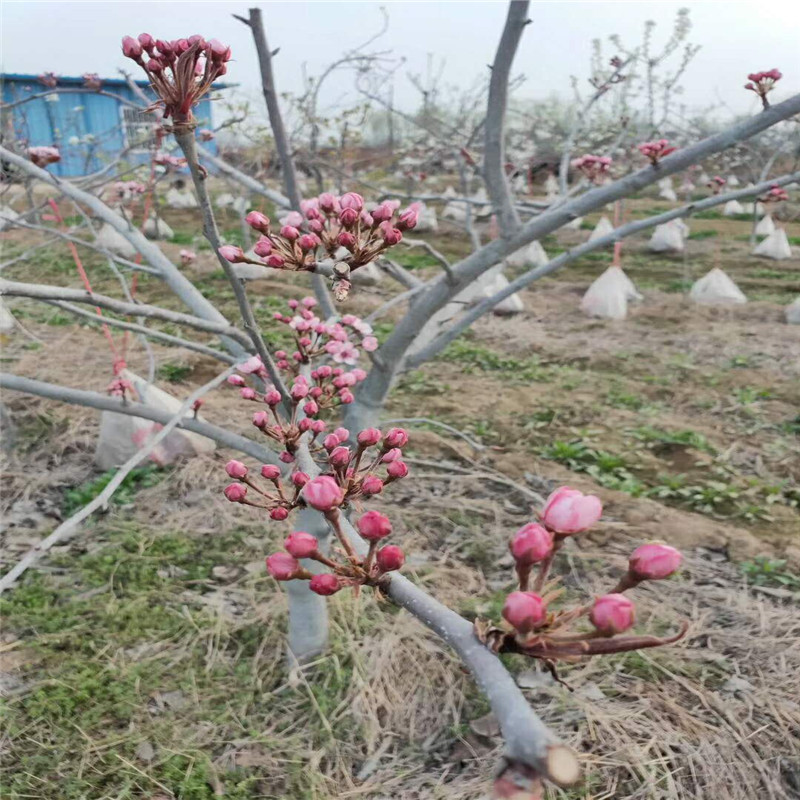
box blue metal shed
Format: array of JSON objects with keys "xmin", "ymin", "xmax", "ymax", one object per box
[{"xmin": 1, "ymin": 73, "xmax": 225, "ymax": 176}]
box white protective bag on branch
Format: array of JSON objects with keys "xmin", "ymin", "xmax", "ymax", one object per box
[
  {"xmin": 689, "ymin": 268, "xmax": 747, "ymax": 305},
  {"xmin": 580, "ymin": 266, "xmax": 635, "ymax": 320},
  {"xmin": 544, "ymin": 173, "xmax": 559, "ymax": 200},
  {"xmin": 785, "ymin": 297, "xmax": 800, "ymax": 324},
  {"xmin": 442, "ymin": 201, "xmax": 468, "ymax": 223},
  {"xmin": 657, "ymin": 177, "xmax": 677, "ymax": 202},
  {"xmin": 0, "ymin": 205, "xmax": 20, "ymax": 232},
  {"xmin": 506, "ymin": 240, "xmax": 548, "ymax": 269},
  {"xmin": 414, "ymin": 202, "xmax": 439, "ymax": 233},
  {"xmin": 442, "ymin": 185, "xmax": 458, "ymax": 199},
  {"xmin": 351, "ymin": 262, "xmax": 383, "ymax": 286},
  {"xmin": 0, "ymin": 298, "xmax": 16, "ymax": 334},
  {"xmin": 215, "ymin": 193, "xmax": 249, "ymax": 214},
  {"xmin": 471, "ymin": 187, "xmax": 491, "ymax": 215},
  {"xmin": 754, "ymin": 214, "xmax": 775, "ymax": 237},
  {"xmin": 143, "ymin": 215, "xmax": 174, "ymax": 240},
  {"xmin": 95, "ymin": 222, "xmax": 137, "ymax": 258},
  {"xmin": 727, "ymin": 175, "xmax": 741, "ymax": 187},
  {"xmin": 588, "ymin": 216, "xmax": 614, "ymax": 243},
  {"xmin": 698, "ymin": 172, "xmax": 711, "ymax": 185},
  {"xmin": 723, "ymin": 200, "xmax": 744, "ymax": 216},
  {"xmin": 95, "ymin": 369, "xmax": 215, "ymax": 470},
  {"xmin": 648, "ymin": 220, "xmax": 685, "ymax": 253},
  {"xmin": 752, "ymin": 228, "xmax": 792, "ymax": 260},
  {"xmin": 564, "ymin": 216, "xmax": 583, "ymax": 230},
  {"xmin": 165, "ymin": 188, "xmax": 199, "ymax": 209}
]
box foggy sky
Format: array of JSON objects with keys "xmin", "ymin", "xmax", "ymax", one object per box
[{"xmin": 3, "ymin": 1, "xmax": 798, "ymax": 124}]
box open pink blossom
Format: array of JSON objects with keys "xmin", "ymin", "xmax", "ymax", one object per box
[{"xmin": 541, "ymin": 487, "xmax": 602, "ymax": 534}]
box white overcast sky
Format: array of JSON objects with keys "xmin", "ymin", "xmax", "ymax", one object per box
[{"xmin": 2, "ymin": 1, "xmax": 799, "ymax": 122}]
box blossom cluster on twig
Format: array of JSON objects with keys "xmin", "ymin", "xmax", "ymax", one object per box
[
  {"xmin": 707, "ymin": 175, "xmax": 726, "ymax": 195},
  {"xmin": 744, "ymin": 69, "xmax": 782, "ymax": 109},
  {"xmin": 219, "ymin": 193, "xmax": 419, "ymax": 301},
  {"xmin": 637, "ymin": 139, "xmax": 677, "ymax": 166},
  {"xmin": 121, "ymin": 32, "xmax": 231, "ymax": 125},
  {"xmin": 475, "ymin": 487, "xmax": 687, "ymax": 680},
  {"xmin": 570, "ymin": 154, "xmax": 612, "ymax": 185},
  {"xmin": 27, "ymin": 146, "xmax": 60, "ymax": 168},
  {"xmin": 760, "ymin": 184, "xmax": 789, "ymax": 203}
]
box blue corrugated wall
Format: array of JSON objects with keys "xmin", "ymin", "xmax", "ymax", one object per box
[{"xmin": 1, "ymin": 75, "xmax": 219, "ymax": 176}]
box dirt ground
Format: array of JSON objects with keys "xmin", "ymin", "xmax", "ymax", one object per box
[{"xmin": 1, "ymin": 191, "xmax": 799, "ymax": 799}]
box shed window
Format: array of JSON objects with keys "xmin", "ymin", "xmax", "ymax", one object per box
[{"xmin": 121, "ymin": 107, "xmax": 156, "ymax": 151}]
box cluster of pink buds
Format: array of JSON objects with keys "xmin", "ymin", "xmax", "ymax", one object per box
[
  {"xmin": 570, "ymin": 154, "xmax": 612, "ymax": 185},
  {"xmin": 222, "ymin": 459, "xmax": 304, "ymax": 520},
  {"xmin": 476, "ymin": 487, "xmax": 687, "ymax": 675},
  {"xmin": 27, "ymin": 146, "xmax": 60, "ymax": 167},
  {"xmin": 153, "ymin": 152, "xmax": 187, "ymax": 169},
  {"xmin": 707, "ymin": 175, "xmax": 726, "ymax": 195},
  {"xmin": 38, "ymin": 72, "xmax": 58, "ymax": 89},
  {"xmin": 198, "ymin": 129, "xmax": 215, "ymax": 142},
  {"xmin": 107, "ymin": 374, "xmax": 134, "ymax": 398},
  {"xmin": 121, "ymin": 33, "xmax": 231, "ymax": 124},
  {"xmin": 82, "ymin": 73, "xmax": 102, "ymax": 90},
  {"xmin": 744, "ymin": 69, "xmax": 782, "ymax": 108},
  {"xmin": 180, "ymin": 248, "xmax": 197, "ymax": 266},
  {"xmin": 220, "ymin": 194, "xmax": 418, "ymax": 301},
  {"xmin": 108, "ymin": 180, "xmax": 146, "ymax": 203},
  {"xmin": 262, "ymin": 428, "xmax": 411, "ymax": 595},
  {"xmin": 637, "ymin": 139, "xmax": 677, "ymax": 166},
  {"xmin": 761, "ymin": 184, "xmax": 789, "ymax": 203}
]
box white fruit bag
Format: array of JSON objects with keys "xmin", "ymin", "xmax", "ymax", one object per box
[
  {"xmin": 754, "ymin": 214, "xmax": 776, "ymax": 237},
  {"xmin": 165, "ymin": 188, "xmax": 198, "ymax": 209},
  {"xmin": 95, "ymin": 223, "xmax": 137, "ymax": 258},
  {"xmin": 95, "ymin": 369, "xmax": 215, "ymax": 469},
  {"xmin": 648, "ymin": 220, "xmax": 685, "ymax": 253},
  {"xmin": 752, "ymin": 228, "xmax": 792, "ymax": 260},
  {"xmin": 581, "ymin": 266, "xmax": 632, "ymax": 320},
  {"xmin": 689, "ymin": 268, "xmax": 747, "ymax": 305},
  {"xmin": 506, "ymin": 240, "xmax": 548, "ymax": 269},
  {"xmin": 143, "ymin": 215, "xmax": 174, "ymax": 240},
  {"xmin": 785, "ymin": 297, "xmax": 800, "ymax": 325},
  {"xmin": 723, "ymin": 200, "xmax": 744, "ymax": 216},
  {"xmin": 588, "ymin": 216, "xmax": 614, "ymax": 243}
]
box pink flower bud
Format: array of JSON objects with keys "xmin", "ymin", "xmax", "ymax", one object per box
[
  {"xmin": 264, "ymin": 390, "xmax": 281, "ymax": 406},
  {"xmin": 386, "ymin": 460, "xmax": 408, "ymax": 478},
  {"xmin": 371, "ymin": 202, "xmax": 394, "ymax": 222},
  {"xmin": 541, "ymin": 486, "xmax": 602, "ymax": 534},
  {"xmin": 261, "ymin": 464, "xmax": 281, "ymax": 480},
  {"xmin": 338, "ymin": 390, "xmax": 354, "ymax": 404},
  {"xmin": 361, "ymin": 336, "xmax": 378, "ymax": 352},
  {"xmin": 291, "ymin": 472, "xmax": 310, "ymax": 488},
  {"xmin": 227, "ymin": 375, "xmax": 246, "ymax": 386},
  {"xmin": 339, "ymin": 192, "xmax": 364, "ymax": 211},
  {"xmin": 310, "ymin": 573, "xmax": 341, "ymax": 595},
  {"xmin": 381, "ymin": 448, "xmax": 401, "ymax": 463},
  {"xmin": 329, "ymin": 446, "xmax": 351, "ymax": 466},
  {"xmin": 240, "ymin": 387, "xmax": 256, "ymax": 400},
  {"xmin": 337, "ymin": 231, "xmax": 357, "ymax": 250},
  {"xmin": 303, "ymin": 400, "xmax": 319, "ymax": 417},
  {"xmin": 252, "ymin": 411, "xmax": 269, "ymax": 429},
  {"xmin": 298, "ymin": 418, "xmax": 311, "ymax": 433},
  {"xmin": 323, "ymin": 434, "xmax": 340, "ymax": 451},
  {"xmin": 122, "ymin": 35, "xmax": 143, "ymax": 59},
  {"xmin": 376, "ymin": 545, "xmax": 405, "ymax": 572},
  {"xmin": 137, "ymin": 33, "xmax": 155, "ymax": 50},
  {"xmin": 311, "ymin": 420, "xmax": 326, "ymax": 434},
  {"xmin": 285, "ymin": 531, "xmax": 318, "ymax": 558},
  {"xmin": 351, "ymin": 368, "xmax": 367, "ymax": 381},
  {"xmin": 628, "ymin": 543, "xmax": 682, "ymax": 581},
  {"xmin": 267, "ymin": 255, "xmax": 285, "ymax": 268},
  {"xmin": 382, "ymin": 227, "xmax": 403, "ymax": 245},
  {"xmin": 280, "ymin": 225, "xmax": 299, "ymax": 241},
  {"xmin": 219, "ymin": 245, "xmax": 246, "ymax": 263},
  {"xmin": 270, "ymin": 507, "xmax": 289, "ymax": 521},
  {"xmin": 357, "ymin": 428, "xmax": 382, "ymax": 446},
  {"xmin": 266, "ymin": 552, "xmax": 299, "ymax": 580},
  {"xmin": 502, "ymin": 591, "xmax": 546, "ymax": 634},
  {"xmin": 246, "ymin": 211, "xmax": 270, "ymax": 232},
  {"xmin": 334, "ymin": 427, "xmax": 350, "ymax": 442},
  {"xmin": 361, "ymin": 475, "xmax": 384, "ymax": 495},
  {"xmin": 590, "ymin": 593, "xmax": 635, "ymax": 636},
  {"xmin": 396, "ymin": 207, "xmax": 419, "ymax": 231},
  {"xmin": 357, "ymin": 510, "xmax": 392, "ymax": 541},
  {"xmin": 254, "ymin": 237, "xmax": 273, "ymax": 257},
  {"xmin": 339, "ymin": 208, "xmax": 358, "ymax": 228},
  {"xmin": 383, "ymin": 428, "xmax": 409, "ymax": 449},
  {"xmin": 225, "ymin": 460, "xmax": 248, "ymax": 479},
  {"xmin": 279, "ymin": 451, "xmax": 295, "ymax": 464},
  {"xmin": 223, "ymin": 483, "xmax": 247, "ymax": 503},
  {"xmin": 298, "ymin": 234, "xmax": 318, "ymax": 251},
  {"xmin": 509, "ymin": 523, "xmax": 553, "ymax": 566},
  {"xmin": 290, "ymin": 382, "xmax": 308, "ymax": 400},
  {"xmin": 319, "ymin": 193, "xmax": 337, "ymax": 213},
  {"xmin": 238, "ymin": 355, "xmax": 264, "ymax": 374},
  {"xmin": 308, "ymin": 219, "xmax": 324, "ymax": 234},
  {"xmin": 302, "ymin": 476, "xmax": 344, "ymax": 511}
]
